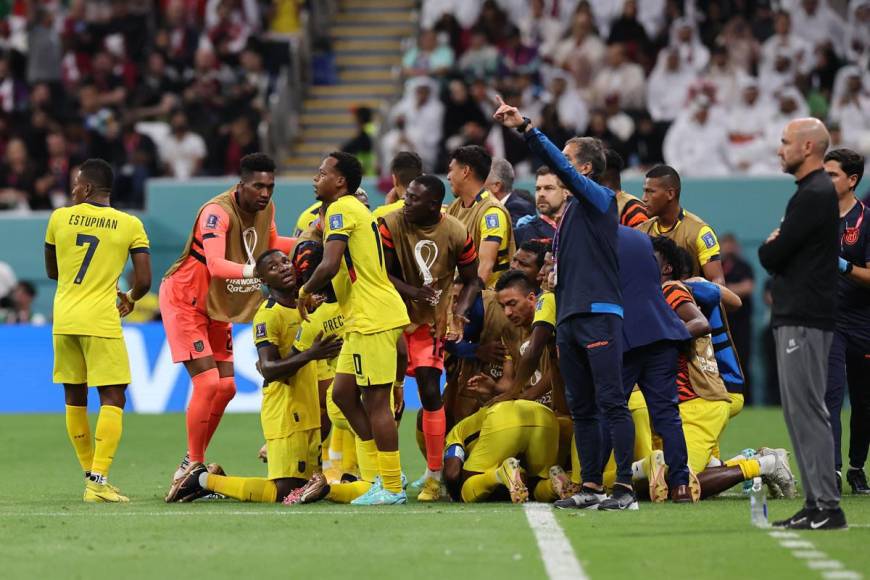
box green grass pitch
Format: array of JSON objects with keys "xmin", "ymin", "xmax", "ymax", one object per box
[{"xmin": 1, "ymin": 408, "xmax": 868, "ymax": 579}]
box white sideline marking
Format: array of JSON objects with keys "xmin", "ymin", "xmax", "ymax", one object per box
[
  {"xmin": 792, "ymin": 551, "xmax": 829, "ymax": 559},
  {"xmin": 0, "ymin": 508, "xmax": 519, "ymax": 517},
  {"xmin": 807, "ymin": 561, "xmax": 843, "ymax": 570},
  {"xmin": 769, "ymin": 531, "xmax": 800, "ymax": 539},
  {"xmin": 523, "ymin": 503, "xmax": 587, "ymax": 580},
  {"xmin": 780, "ymin": 540, "xmax": 815, "ymax": 549},
  {"xmin": 822, "ymin": 572, "xmax": 863, "ymax": 580},
  {"xmin": 767, "ymin": 532, "xmax": 863, "ymax": 580}
]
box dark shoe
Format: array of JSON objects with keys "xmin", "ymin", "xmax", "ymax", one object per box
[
  {"xmin": 790, "ymin": 507, "xmax": 848, "ymax": 531},
  {"xmin": 599, "ymin": 485, "xmax": 639, "ymax": 511},
  {"xmin": 165, "ymin": 462, "xmax": 207, "ymax": 503},
  {"xmin": 772, "ymin": 507, "xmax": 810, "ymax": 528},
  {"xmin": 847, "ymin": 468, "xmax": 870, "ymax": 495},
  {"xmin": 670, "ymin": 484, "xmax": 693, "ymax": 504},
  {"xmin": 554, "ymin": 487, "xmax": 607, "ymax": 510}
]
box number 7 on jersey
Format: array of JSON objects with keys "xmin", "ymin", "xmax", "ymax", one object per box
[{"xmin": 74, "ymin": 234, "xmax": 100, "ymax": 284}]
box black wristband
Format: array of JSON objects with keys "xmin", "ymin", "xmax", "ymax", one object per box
[{"xmin": 516, "ymin": 117, "xmax": 532, "ymax": 134}]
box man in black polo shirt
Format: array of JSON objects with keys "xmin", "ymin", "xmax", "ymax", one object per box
[
  {"xmin": 823, "ymin": 147, "xmax": 870, "ymax": 495},
  {"xmin": 758, "ymin": 118, "xmax": 846, "ymax": 530},
  {"xmin": 493, "ymin": 97, "xmax": 637, "ymax": 511}
]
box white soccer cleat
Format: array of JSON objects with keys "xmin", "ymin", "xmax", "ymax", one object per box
[{"xmin": 759, "ymin": 447, "xmax": 796, "ymax": 499}]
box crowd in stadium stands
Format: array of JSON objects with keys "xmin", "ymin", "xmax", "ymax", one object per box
[
  {"xmin": 386, "ymin": 0, "xmax": 870, "ymax": 181},
  {"xmin": 0, "ymin": 0, "xmax": 302, "ymax": 211}
]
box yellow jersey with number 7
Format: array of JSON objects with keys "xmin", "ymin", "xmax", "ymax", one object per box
[{"xmin": 45, "ymin": 202, "xmax": 150, "ymax": 338}]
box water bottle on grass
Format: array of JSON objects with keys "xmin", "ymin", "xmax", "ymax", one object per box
[{"xmin": 749, "ymin": 477, "xmax": 769, "ymax": 528}]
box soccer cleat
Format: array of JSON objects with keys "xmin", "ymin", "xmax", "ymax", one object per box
[
  {"xmin": 599, "ymin": 485, "xmax": 640, "ymax": 511},
  {"xmin": 772, "ymin": 507, "xmax": 811, "ymax": 528},
  {"xmin": 165, "ymin": 462, "xmax": 206, "ymax": 503},
  {"xmin": 84, "ymin": 474, "xmax": 123, "ymax": 495},
  {"xmin": 554, "ymin": 488, "xmax": 607, "ymax": 510},
  {"xmin": 286, "ymin": 472, "xmax": 331, "ymax": 505},
  {"xmin": 283, "ymin": 486, "xmax": 306, "ymax": 505},
  {"xmin": 186, "ymin": 463, "xmax": 227, "ymax": 502},
  {"xmin": 549, "ymin": 466, "xmax": 580, "ymax": 500},
  {"xmin": 688, "ymin": 469, "xmax": 701, "ymax": 503},
  {"xmin": 759, "ymin": 447, "xmax": 796, "ymax": 499},
  {"xmin": 351, "ymin": 487, "xmax": 407, "ymax": 506},
  {"xmin": 408, "ymin": 472, "xmax": 427, "ymax": 493},
  {"xmin": 171, "ymin": 453, "xmax": 191, "ymax": 484},
  {"xmin": 351, "ymin": 477, "xmax": 383, "ymax": 505},
  {"xmin": 847, "ymin": 468, "xmax": 870, "ymax": 494},
  {"xmin": 83, "ymin": 480, "xmax": 129, "ymax": 503},
  {"xmin": 788, "ymin": 507, "xmax": 848, "ymax": 531},
  {"xmin": 497, "ymin": 458, "xmax": 528, "ymax": 504},
  {"xmin": 417, "ymin": 477, "xmax": 445, "ymax": 502},
  {"xmin": 648, "ymin": 450, "xmax": 669, "ymax": 503}
]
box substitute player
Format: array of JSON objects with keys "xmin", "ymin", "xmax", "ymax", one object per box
[
  {"xmin": 162, "ymin": 153, "xmax": 294, "ymax": 497},
  {"xmin": 45, "ymin": 159, "xmax": 151, "ymax": 502},
  {"xmin": 600, "ymin": 149, "xmax": 649, "ymax": 228},
  {"xmin": 379, "ymin": 174, "xmax": 481, "ymax": 500},
  {"xmin": 168, "ymin": 249, "xmax": 342, "ymax": 502},
  {"xmin": 298, "ymin": 152, "xmax": 410, "ymax": 505},
  {"xmin": 372, "ymin": 151, "xmax": 423, "ymax": 220}
]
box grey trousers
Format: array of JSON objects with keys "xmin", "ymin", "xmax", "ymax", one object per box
[{"xmin": 774, "ymin": 326, "xmax": 840, "ymax": 510}]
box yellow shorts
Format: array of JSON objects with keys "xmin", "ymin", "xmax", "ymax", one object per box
[
  {"xmin": 680, "ymin": 398, "xmax": 731, "ymax": 474},
  {"xmin": 326, "ymin": 383, "xmax": 350, "ymax": 432},
  {"xmin": 728, "ymin": 392, "xmax": 744, "ymax": 418},
  {"xmin": 266, "ymin": 429, "xmax": 321, "ymax": 480},
  {"xmin": 52, "ymin": 334, "xmax": 131, "ymax": 386},
  {"xmin": 336, "ymin": 328, "xmax": 403, "ymax": 387},
  {"xmin": 465, "ymin": 422, "xmax": 559, "ymax": 479}
]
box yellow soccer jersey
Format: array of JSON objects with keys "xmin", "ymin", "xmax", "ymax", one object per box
[
  {"xmin": 372, "ymin": 198, "xmax": 404, "ymax": 220},
  {"xmin": 295, "ymin": 201, "xmax": 322, "ymax": 236},
  {"xmin": 45, "ymin": 202, "xmax": 149, "ymax": 338},
  {"xmin": 323, "ymin": 194, "xmax": 409, "ymax": 334},
  {"xmin": 641, "ymin": 210, "xmax": 721, "ymax": 273},
  {"xmin": 445, "ymin": 406, "xmax": 486, "ymax": 454},
  {"xmin": 532, "ymin": 291, "xmax": 556, "ymax": 330},
  {"xmin": 253, "ymin": 298, "xmax": 320, "ymax": 438},
  {"xmin": 294, "ymin": 300, "xmax": 345, "ymax": 381},
  {"xmin": 479, "ymin": 205, "xmax": 511, "ymax": 284}
]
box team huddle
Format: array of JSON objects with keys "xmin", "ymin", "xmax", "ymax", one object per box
[{"xmin": 44, "ymin": 102, "xmax": 867, "ymax": 514}]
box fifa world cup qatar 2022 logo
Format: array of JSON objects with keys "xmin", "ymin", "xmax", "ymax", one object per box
[
  {"xmin": 226, "ymin": 227, "xmax": 262, "ymax": 294},
  {"xmin": 414, "ymin": 240, "xmax": 441, "ymax": 306}
]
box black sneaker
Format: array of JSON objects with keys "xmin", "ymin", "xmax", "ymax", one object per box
[
  {"xmin": 165, "ymin": 463, "xmax": 207, "ymax": 503},
  {"xmin": 847, "ymin": 468, "xmax": 870, "ymax": 495},
  {"xmin": 598, "ymin": 485, "xmax": 639, "ymax": 511},
  {"xmin": 790, "ymin": 507, "xmax": 848, "ymax": 531},
  {"xmin": 772, "ymin": 507, "xmax": 811, "ymax": 528},
  {"xmin": 554, "ymin": 487, "xmax": 607, "ymax": 510}
]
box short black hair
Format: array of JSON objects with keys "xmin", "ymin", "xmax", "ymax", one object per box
[
  {"xmin": 651, "ymin": 236, "xmax": 687, "ymax": 280},
  {"xmin": 354, "ymin": 106, "xmax": 373, "ymax": 124},
  {"xmin": 255, "ymin": 248, "xmax": 284, "ymax": 276},
  {"xmin": 519, "ymin": 240, "xmax": 550, "ymax": 269},
  {"xmin": 565, "ymin": 137, "xmax": 606, "ymax": 179},
  {"xmin": 450, "ymin": 145, "xmax": 492, "ymax": 182},
  {"xmin": 328, "ymin": 151, "xmax": 363, "ymax": 195},
  {"xmin": 390, "ymin": 151, "xmax": 423, "ymax": 188},
  {"xmin": 17, "ymin": 280, "xmax": 36, "ymax": 298},
  {"xmin": 78, "ymin": 158, "xmax": 114, "ymax": 191},
  {"xmin": 825, "ymin": 148, "xmax": 865, "ymax": 189},
  {"xmin": 645, "ymin": 164, "xmax": 682, "ymax": 197},
  {"xmin": 411, "ymin": 174, "xmax": 446, "ymax": 204},
  {"xmin": 494, "ymin": 269, "xmax": 535, "ymax": 294},
  {"xmin": 604, "ymin": 148, "xmax": 624, "ymax": 173},
  {"xmin": 535, "ymin": 165, "xmax": 553, "ymax": 177},
  {"xmin": 240, "ymin": 153, "xmax": 276, "ymax": 179}
]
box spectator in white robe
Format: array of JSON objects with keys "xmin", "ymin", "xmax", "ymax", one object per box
[
  {"xmin": 790, "ymin": 0, "xmax": 847, "ymax": 58},
  {"xmin": 663, "ymin": 95, "xmax": 729, "ymax": 176},
  {"xmin": 389, "ymin": 77, "xmax": 444, "ymax": 171},
  {"xmin": 760, "ymin": 11, "xmax": 813, "ymax": 77},
  {"xmin": 845, "ymin": 0, "xmax": 870, "ymax": 68},
  {"xmin": 544, "ymin": 71, "xmax": 589, "ymax": 134},
  {"xmin": 590, "ymin": 42, "xmax": 646, "ymax": 110},
  {"xmin": 725, "ymin": 78, "xmax": 776, "ymax": 173},
  {"xmin": 669, "ymin": 17, "xmax": 710, "ymax": 73},
  {"xmin": 647, "ymin": 48, "xmax": 695, "ymax": 122},
  {"xmin": 830, "ymin": 66, "xmax": 870, "ymax": 154}
]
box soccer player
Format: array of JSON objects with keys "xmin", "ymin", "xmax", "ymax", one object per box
[
  {"xmin": 600, "ymin": 149, "xmax": 649, "ymax": 227},
  {"xmin": 162, "ymin": 153, "xmax": 294, "ymax": 496},
  {"xmin": 493, "ymin": 98, "xmax": 637, "ymax": 511},
  {"xmin": 514, "ymin": 166, "xmax": 570, "ymax": 246},
  {"xmin": 509, "ymin": 240, "xmax": 549, "ymax": 290},
  {"xmin": 167, "ymin": 249, "xmax": 342, "ymax": 503},
  {"xmin": 295, "ymin": 200, "xmax": 322, "ymax": 237},
  {"xmin": 45, "ymin": 159, "xmax": 151, "ymax": 502},
  {"xmin": 298, "ymin": 152, "xmax": 411, "ymax": 505},
  {"xmin": 443, "ymin": 400, "xmax": 563, "ymax": 503},
  {"xmin": 378, "ymin": 174, "xmax": 481, "ymax": 501},
  {"xmin": 446, "ymin": 145, "xmax": 514, "ymax": 287},
  {"xmin": 638, "ymin": 165, "xmax": 725, "ymax": 284},
  {"xmin": 372, "ymin": 151, "xmax": 423, "ymax": 220},
  {"xmin": 823, "ymin": 147, "xmax": 870, "ymax": 494}
]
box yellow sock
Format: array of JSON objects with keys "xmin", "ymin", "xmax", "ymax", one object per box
[
  {"xmin": 378, "ymin": 450, "xmax": 402, "ymax": 493},
  {"xmin": 327, "ymin": 480, "xmax": 372, "ymax": 503},
  {"xmin": 534, "ymin": 478, "xmax": 557, "ymax": 502},
  {"xmin": 207, "ymin": 474, "xmax": 278, "ymax": 502},
  {"xmin": 725, "ymin": 458, "xmax": 761, "ymax": 480},
  {"xmin": 356, "ymin": 438, "xmax": 379, "ymax": 483},
  {"xmin": 341, "ymin": 429, "xmax": 358, "ymax": 474},
  {"xmin": 91, "ymin": 405, "xmax": 123, "ymax": 478},
  {"xmin": 65, "ymin": 405, "xmax": 93, "ymax": 473},
  {"xmin": 461, "ymin": 468, "xmax": 500, "ymax": 502}
]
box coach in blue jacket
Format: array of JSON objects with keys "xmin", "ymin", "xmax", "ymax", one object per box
[
  {"xmin": 618, "ymin": 225, "xmax": 693, "ymax": 502},
  {"xmin": 493, "ymin": 97, "xmax": 637, "ymax": 511}
]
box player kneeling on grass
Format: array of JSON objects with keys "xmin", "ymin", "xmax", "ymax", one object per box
[
  {"xmin": 167, "ymin": 249, "xmax": 342, "ymax": 502},
  {"xmin": 441, "ymin": 400, "xmax": 565, "ymax": 503}
]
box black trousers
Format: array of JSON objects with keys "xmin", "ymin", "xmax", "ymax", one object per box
[{"xmin": 825, "ymin": 329, "xmax": 870, "ymax": 471}]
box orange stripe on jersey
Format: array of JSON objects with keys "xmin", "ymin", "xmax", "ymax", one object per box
[
  {"xmin": 621, "ymin": 201, "xmax": 649, "ymax": 227},
  {"xmin": 378, "ymin": 222, "xmax": 394, "ymax": 249},
  {"xmin": 663, "ymin": 284, "xmax": 693, "ymax": 310},
  {"xmin": 458, "ymin": 234, "xmax": 477, "ymax": 266}
]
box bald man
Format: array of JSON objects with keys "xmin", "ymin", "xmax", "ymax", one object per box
[{"xmin": 759, "ymin": 118, "xmax": 846, "ymax": 530}]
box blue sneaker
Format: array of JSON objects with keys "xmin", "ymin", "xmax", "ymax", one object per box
[
  {"xmin": 740, "ymin": 448, "xmax": 757, "ymax": 495},
  {"xmin": 408, "ymin": 473, "xmax": 427, "ymax": 492},
  {"xmin": 351, "ymin": 477, "xmax": 382, "ymax": 505},
  {"xmin": 352, "ymin": 487, "xmax": 407, "ymax": 506}
]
